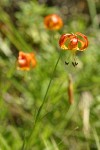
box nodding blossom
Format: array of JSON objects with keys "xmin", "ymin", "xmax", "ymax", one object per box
[{"xmin": 59, "ymin": 32, "xmax": 88, "ymax": 66}]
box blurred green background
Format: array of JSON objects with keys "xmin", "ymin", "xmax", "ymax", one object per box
[{"xmin": 0, "ymin": 0, "xmax": 100, "ymax": 150}]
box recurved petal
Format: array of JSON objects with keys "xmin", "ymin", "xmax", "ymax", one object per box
[
  {"xmin": 76, "ymin": 32, "xmax": 88, "ymax": 50},
  {"xmin": 59, "ymin": 34, "xmax": 74, "ymax": 50}
]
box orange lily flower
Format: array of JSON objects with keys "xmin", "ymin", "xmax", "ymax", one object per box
[
  {"xmin": 59, "ymin": 32, "xmax": 88, "ymax": 51},
  {"xmin": 44, "ymin": 14, "xmax": 63, "ymax": 30},
  {"xmin": 17, "ymin": 51, "xmax": 37, "ymax": 70},
  {"xmin": 59, "ymin": 32, "xmax": 89, "ymax": 66}
]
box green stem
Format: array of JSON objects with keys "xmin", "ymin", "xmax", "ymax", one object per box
[
  {"xmin": 23, "ymin": 52, "xmax": 62, "ymax": 150},
  {"xmin": 34, "ymin": 53, "xmax": 61, "ymax": 124}
]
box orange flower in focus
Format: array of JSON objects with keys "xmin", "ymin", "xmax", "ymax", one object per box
[
  {"xmin": 59, "ymin": 32, "xmax": 89, "ymax": 66},
  {"xmin": 17, "ymin": 51, "xmax": 37, "ymax": 70},
  {"xmin": 44, "ymin": 14, "xmax": 63, "ymax": 30},
  {"xmin": 59, "ymin": 32, "xmax": 88, "ymax": 51}
]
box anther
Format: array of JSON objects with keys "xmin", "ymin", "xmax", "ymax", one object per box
[
  {"xmin": 65, "ymin": 61, "xmax": 69, "ymax": 65},
  {"xmin": 72, "ymin": 62, "xmax": 78, "ymax": 67},
  {"xmin": 75, "ymin": 62, "xmax": 78, "ymax": 65},
  {"xmin": 72, "ymin": 62, "xmax": 75, "ymax": 67}
]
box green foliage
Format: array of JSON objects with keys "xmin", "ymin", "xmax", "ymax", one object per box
[{"xmin": 0, "ymin": 0, "xmax": 100, "ymax": 150}]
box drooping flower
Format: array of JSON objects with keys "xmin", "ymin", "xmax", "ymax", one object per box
[
  {"xmin": 44, "ymin": 14, "xmax": 63, "ymax": 30},
  {"xmin": 17, "ymin": 51, "xmax": 37, "ymax": 70},
  {"xmin": 59, "ymin": 32, "xmax": 88, "ymax": 66}
]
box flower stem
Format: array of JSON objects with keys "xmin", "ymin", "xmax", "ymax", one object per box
[
  {"xmin": 23, "ymin": 52, "xmax": 62, "ymax": 150},
  {"xmin": 34, "ymin": 52, "xmax": 61, "ymax": 124}
]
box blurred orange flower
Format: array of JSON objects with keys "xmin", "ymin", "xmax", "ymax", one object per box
[
  {"xmin": 59, "ymin": 32, "xmax": 88, "ymax": 66},
  {"xmin": 44, "ymin": 14, "xmax": 63, "ymax": 30},
  {"xmin": 17, "ymin": 51, "xmax": 37, "ymax": 70}
]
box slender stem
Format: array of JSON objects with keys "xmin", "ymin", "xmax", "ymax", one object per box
[
  {"xmin": 23, "ymin": 52, "xmax": 62, "ymax": 150},
  {"xmin": 21, "ymin": 133, "xmax": 26, "ymax": 150},
  {"xmin": 34, "ymin": 53, "xmax": 61, "ymax": 124}
]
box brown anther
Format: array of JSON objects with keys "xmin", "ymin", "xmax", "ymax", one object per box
[{"xmin": 65, "ymin": 61, "xmax": 69, "ymax": 65}]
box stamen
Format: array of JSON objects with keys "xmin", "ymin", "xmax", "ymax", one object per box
[
  {"xmin": 75, "ymin": 62, "xmax": 78, "ymax": 65},
  {"xmin": 72, "ymin": 62, "xmax": 75, "ymax": 67},
  {"xmin": 72, "ymin": 61, "xmax": 78, "ymax": 67},
  {"xmin": 65, "ymin": 61, "xmax": 69, "ymax": 65}
]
